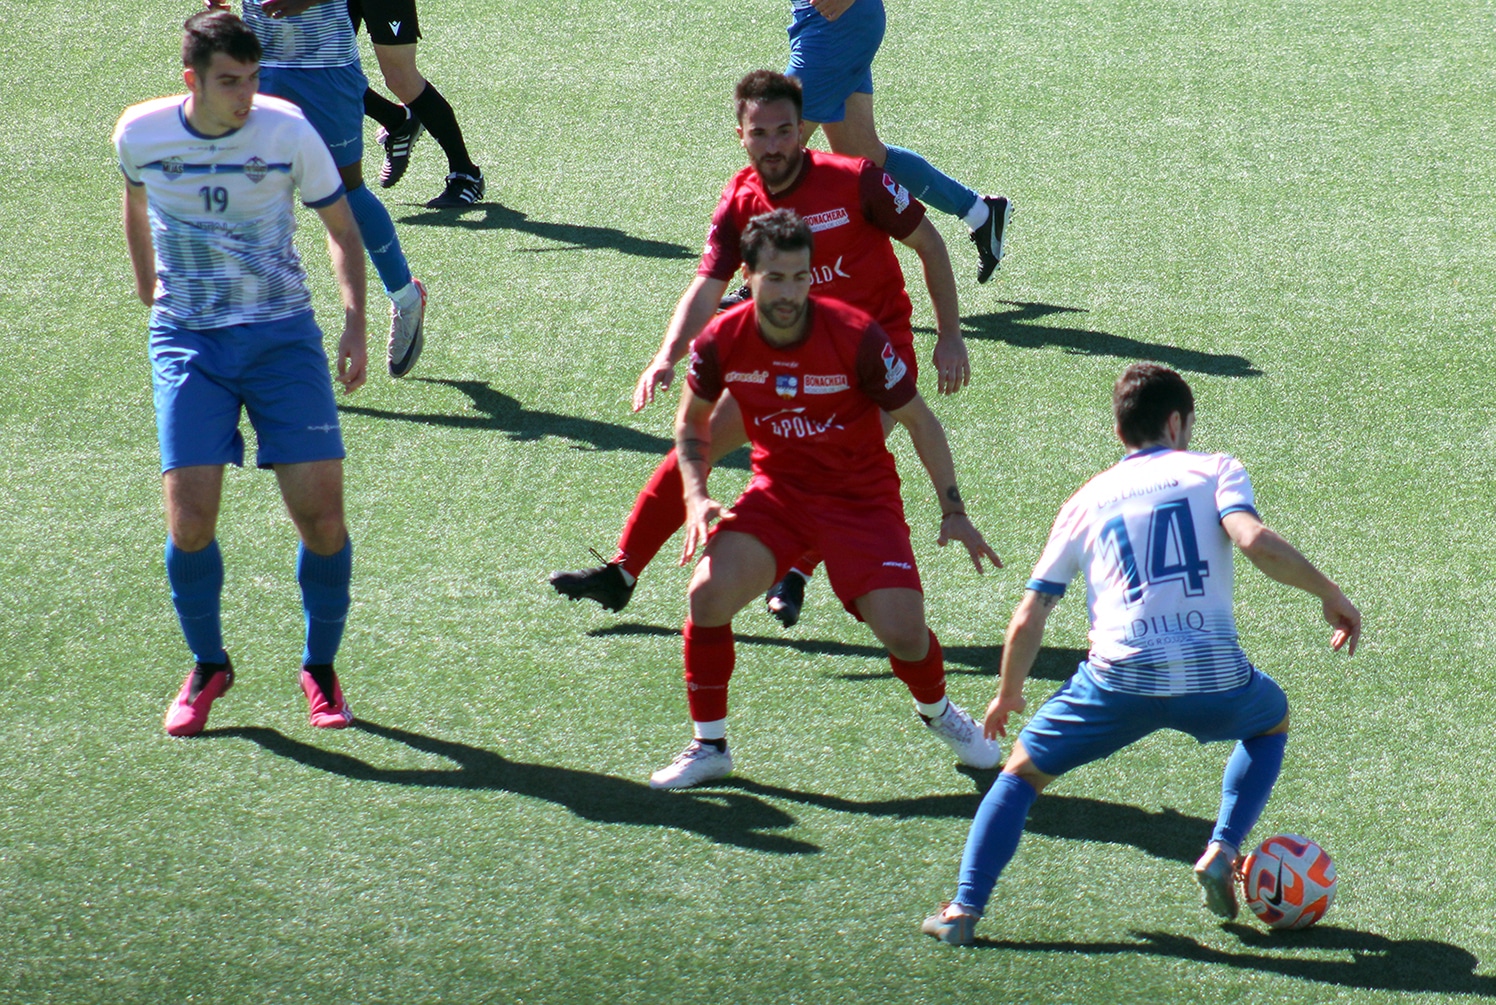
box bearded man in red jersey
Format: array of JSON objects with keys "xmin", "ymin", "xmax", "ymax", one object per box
[
  {"xmin": 643, "ymin": 208, "xmax": 1000, "ymax": 788},
  {"xmin": 552, "ymin": 70, "xmax": 974, "ymax": 629}
]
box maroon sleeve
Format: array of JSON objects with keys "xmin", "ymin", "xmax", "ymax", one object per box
[
  {"xmin": 854, "ymin": 320, "xmax": 918, "ymax": 411},
  {"xmin": 684, "ymin": 324, "xmax": 726, "ymax": 402},
  {"xmin": 697, "ymin": 186, "xmax": 744, "ymax": 281},
  {"xmin": 858, "ymin": 160, "xmax": 926, "ymax": 242}
]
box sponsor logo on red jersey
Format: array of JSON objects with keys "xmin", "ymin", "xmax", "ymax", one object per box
[
  {"xmin": 758, "ymin": 407, "xmax": 844, "ymax": 439},
  {"xmin": 803, "ymin": 208, "xmax": 851, "ymax": 232},
  {"xmin": 809, "ymin": 256, "xmax": 852, "ymax": 286},
  {"xmin": 775, "ymin": 374, "xmax": 799, "ymax": 398},
  {"xmin": 882, "ymin": 173, "xmax": 911, "ymax": 213},
  {"xmin": 880, "ymin": 342, "xmax": 908, "ymax": 389},
  {"xmin": 725, "ymin": 370, "xmax": 769, "ymax": 384},
  {"xmin": 804, "ymin": 374, "xmax": 850, "ymax": 394}
]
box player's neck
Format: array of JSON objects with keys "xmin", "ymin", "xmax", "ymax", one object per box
[
  {"xmin": 183, "ymin": 97, "xmax": 237, "ymax": 139},
  {"xmin": 756, "ymin": 313, "xmax": 809, "ymax": 348}
]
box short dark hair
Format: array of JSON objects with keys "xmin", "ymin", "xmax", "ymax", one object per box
[
  {"xmin": 182, "ymin": 10, "xmax": 262, "ymax": 75},
  {"xmin": 740, "ymin": 209, "xmax": 814, "ymax": 272},
  {"xmin": 734, "ymin": 69, "xmax": 803, "ymax": 123},
  {"xmin": 1113, "ymin": 363, "xmax": 1195, "ymax": 447}
]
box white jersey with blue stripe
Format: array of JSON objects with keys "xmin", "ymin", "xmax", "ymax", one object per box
[
  {"xmin": 242, "ymin": 1, "xmax": 359, "ymax": 69},
  {"xmin": 1027, "ymin": 446, "xmax": 1260, "ymax": 695},
  {"xmin": 113, "ymin": 93, "xmax": 345, "ymax": 329}
]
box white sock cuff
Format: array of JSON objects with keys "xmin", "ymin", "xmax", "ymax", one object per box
[
  {"xmin": 693, "ymin": 719, "xmax": 727, "ymax": 741},
  {"xmin": 914, "ymin": 696, "xmax": 949, "ymax": 718}
]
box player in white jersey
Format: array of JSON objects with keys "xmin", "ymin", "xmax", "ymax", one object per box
[
  {"xmin": 921, "ymin": 362, "xmax": 1362, "ymax": 945},
  {"xmin": 211, "ymin": 0, "xmax": 428, "ymax": 378},
  {"xmin": 116, "ymin": 10, "xmax": 368, "ymax": 736}
]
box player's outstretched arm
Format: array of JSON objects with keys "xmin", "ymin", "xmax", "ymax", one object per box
[
  {"xmin": 889, "ymin": 393, "xmax": 1002, "ymax": 572},
  {"xmin": 634, "ymin": 275, "xmax": 730, "ymax": 412},
  {"xmin": 122, "ymin": 183, "xmax": 156, "ymax": 307},
  {"xmin": 1223, "ymin": 510, "xmax": 1361, "ymax": 654},
  {"xmin": 899, "ymin": 218, "xmax": 967, "ymax": 395},
  {"xmin": 315, "ymin": 198, "xmax": 368, "ymax": 394},
  {"xmin": 676, "ymin": 387, "xmax": 724, "ymax": 564},
  {"xmin": 985, "ymin": 590, "xmax": 1059, "ymax": 738}
]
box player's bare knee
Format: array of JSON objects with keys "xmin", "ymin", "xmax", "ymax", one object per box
[{"xmin": 687, "ymin": 578, "xmax": 737, "ymax": 627}]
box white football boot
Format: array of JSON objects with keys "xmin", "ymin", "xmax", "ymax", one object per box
[
  {"xmin": 925, "ymin": 701, "xmax": 1002, "ymax": 769},
  {"xmin": 649, "ymin": 739, "xmax": 734, "ymax": 790}
]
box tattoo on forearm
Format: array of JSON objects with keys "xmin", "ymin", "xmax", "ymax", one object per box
[
  {"xmin": 680, "ymin": 437, "xmax": 710, "ymax": 463},
  {"xmin": 945, "ymin": 487, "xmax": 963, "ymax": 506}
]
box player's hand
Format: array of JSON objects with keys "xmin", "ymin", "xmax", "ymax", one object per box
[
  {"xmin": 1323, "ymin": 590, "xmax": 1361, "ymax": 655},
  {"xmin": 203, "ymin": 0, "xmax": 230, "ymax": 10},
  {"xmin": 260, "ymin": 0, "xmax": 321, "ymax": 16},
  {"xmin": 633, "ymin": 358, "xmax": 676, "ymax": 412},
  {"xmin": 811, "ymin": 0, "xmax": 857, "ymax": 21},
  {"xmin": 937, "ymin": 512, "xmax": 1002, "ymax": 572},
  {"xmin": 336, "ymin": 328, "xmax": 367, "ymax": 394},
  {"xmin": 984, "ymin": 693, "xmax": 1025, "ymax": 739},
  {"xmin": 931, "ymin": 334, "xmax": 970, "ymax": 395},
  {"xmin": 680, "ymin": 496, "xmax": 725, "ymax": 565}
]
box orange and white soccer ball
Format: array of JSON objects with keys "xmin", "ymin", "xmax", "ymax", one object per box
[{"xmin": 1240, "ymin": 834, "xmax": 1337, "ymax": 929}]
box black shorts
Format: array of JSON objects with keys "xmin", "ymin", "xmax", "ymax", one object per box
[{"xmin": 348, "ymin": 0, "xmax": 422, "ymax": 45}]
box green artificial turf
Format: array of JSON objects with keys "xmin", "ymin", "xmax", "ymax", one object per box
[{"xmin": 3, "ymin": 0, "xmax": 1495, "ymax": 1001}]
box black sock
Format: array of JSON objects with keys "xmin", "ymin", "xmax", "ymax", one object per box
[
  {"xmin": 363, "ymin": 88, "xmax": 408, "ymax": 132},
  {"xmin": 407, "ymin": 82, "xmax": 477, "ymax": 176},
  {"xmin": 697, "ymin": 737, "xmax": 727, "ymax": 752},
  {"xmin": 304, "ymin": 663, "xmax": 338, "ymax": 699},
  {"xmin": 188, "ymin": 658, "xmax": 229, "ymax": 702}
]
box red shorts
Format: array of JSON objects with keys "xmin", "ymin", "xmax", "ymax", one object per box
[{"xmin": 713, "ymin": 475, "xmax": 922, "ymax": 617}]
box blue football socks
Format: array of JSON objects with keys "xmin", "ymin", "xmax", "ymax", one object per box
[
  {"xmin": 883, "ymin": 145, "xmax": 981, "ymax": 221},
  {"xmin": 345, "ymin": 183, "xmax": 413, "ymax": 295},
  {"xmin": 297, "ymin": 538, "xmax": 353, "ymax": 666},
  {"xmin": 953, "ymin": 772, "xmax": 1040, "ymax": 914},
  {"xmin": 1212, "ymin": 732, "xmax": 1288, "ymax": 852},
  {"xmin": 165, "ymin": 538, "xmax": 226, "ymax": 665}
]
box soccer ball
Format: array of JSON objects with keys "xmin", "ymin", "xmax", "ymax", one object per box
[{"xmin": 1240, "ymin": 834, "xmax": 1337, "ymax": 929}]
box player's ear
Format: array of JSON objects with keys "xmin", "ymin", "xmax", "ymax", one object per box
[{"xmin": 183, "ymin": 66, "xmax": 199, "ymax": 94}]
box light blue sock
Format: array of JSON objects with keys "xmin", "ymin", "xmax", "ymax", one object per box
[
  {"xmin": 165, "ymin": 538, "xmax": 226, "ymax": 665},
  {"xmin": 1212, "ymin": 733, "xmax": 1288, "ymax": 851},
  {"xmin": 953, "ymin": 772, "xmax": 1039, "ymax": 914},
  {"xmin": 297, "ymin": 538, "xmax": 352, "ymax": 666},
  {"xmin": 883, "ymin": 145, "xmax": 981, "ymax": 220},
  {"xmin": 345, "ymin": 183, "xmax": 412, "ymax": 294}
]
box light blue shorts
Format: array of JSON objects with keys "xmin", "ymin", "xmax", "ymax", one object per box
[
  {"xmin": 1018, "ymin": 662, "xmax": 1289, "ymax": 778},
  {"xmin": 259, "ymin": 64, "xmax": 368, "ymax": 167},
  {"xmin": 150, "ymin": 311, "xmax": 344, "ymax": 472},
  {"xmin": 785, "ymin": 0, "xmax": 885, "ymax": 124}
]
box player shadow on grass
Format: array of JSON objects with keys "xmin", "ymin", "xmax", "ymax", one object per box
[
  {"xmin": 722, "ymin": 779, "xmax": 1213, "ymax": 867},
  {"xmin": 975, "ymin": 925, "xmax": 1496, "ymax": 997},
  {"xmin": 590, "ymin": 623, "xmax": 1085, "ymax": 682},
  {"xmin": 208, "ymin": 721, "xmax": 814, "ymax": 855},
  {"xmin": 394, "ymin": 202, "xmax": 695, "ymax": 260},
  {"xmin": 920, "ymin": 301, "xmax": 1261, "ymax": 378},
  {"xmin": 339, "ymin": 378, "xmax": 751, "ymax": 470}
]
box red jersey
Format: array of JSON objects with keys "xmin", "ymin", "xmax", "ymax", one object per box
[
  {"xmin": 698, "ymin": 150, "xmax": 925, "ymax": 348},
  {"xmin": 686, "ymin": 295, "xmax": 918, "ymax": 500}
]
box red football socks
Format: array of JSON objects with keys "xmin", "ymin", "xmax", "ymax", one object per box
[
  {"xmin": 889, "ymin": 629, "xmax": 947, "ymax": 705},
  {"xmin": 683, "ymin": 619, "xmax": 735, "ymax": 723},
  {"xmin": 613, "ymin": 450, "xmax": 688, "ymax": 578}
]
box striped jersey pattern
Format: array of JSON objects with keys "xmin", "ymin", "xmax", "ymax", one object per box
[
  {"xmin": 242, "ymin": 2, "xmax": 359, "ymax": 69},
  {"xmin": 1027, "ymin": 447, "xmax": 1260, "ymax": 695}
]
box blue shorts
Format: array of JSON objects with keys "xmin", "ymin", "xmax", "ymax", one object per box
[
  {"xmin": 785, "ymin": 0, "xmax": 885, "ymax": 124},
  {"xmin": 151, "ymin": 311, "xmax": 345, "ymax": 473},
  {"xmin": 259, "ymin": 64, "xmax": 368, "ymax": 167},
  {"xmin": 1018, "ymin": 662, "xmax": 1289, "ymax": 778}
]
